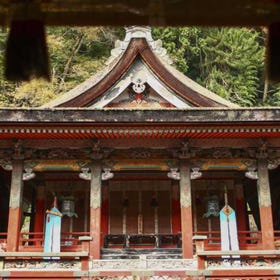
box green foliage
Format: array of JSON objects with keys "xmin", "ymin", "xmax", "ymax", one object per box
[
  {"xmin": 0, "ymin": 26, "xmax": 279, "ymax": 107},
  {"xmin": 153, "ymin": 26, "xmax": 280, "ymax": 106},
  {"xmin": 0, "ymin": 28, "xmax": 17, "ymax": 106},
  {"xmin": 0, "ymin": 26, "xmax": 123, "ymax": 107}
]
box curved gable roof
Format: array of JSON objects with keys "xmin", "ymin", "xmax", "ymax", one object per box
[{"xmin": 44, "ymin": 27, "xmax": 238, "ymax": 108}]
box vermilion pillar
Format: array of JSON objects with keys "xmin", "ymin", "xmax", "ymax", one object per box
[
  {"xmin": 33, "ymin": 186, "xmax": 45, "ymax": 246},
  {"xmin": 171, "ymin": 180, "xmax": 181, "ymax": 234},
  {"xmin": 179, "ymin": 160, "xmax": 193, "ymax": 258},
  {"xmin": 234, "ymin": 183, "xmax": 247, "ymax": 245},
  {"xmin": 89, "ymin": 161, "xmax": 102, "ymax": 259},
  {"xmin": 7, "ymin": 159, "xmax": 23, "ymax": 252},
  {"xmin": 101, "ymin": 181, "xmax": 109, "ymax": 247},
  {"xmin": 257, "ymin": 158, "xmax": 275, "ymax": 249},
  {"xmin": 235, "ymin": 182, "xmax": 247, "ymax": 245}
]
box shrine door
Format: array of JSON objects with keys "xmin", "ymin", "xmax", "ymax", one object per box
[{"xmin": 109, "ymin": 181, "xmax": 171, "ymax": 234}]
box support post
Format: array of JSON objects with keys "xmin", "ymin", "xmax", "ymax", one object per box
[
  {"xmin": 179, "ymin": 159, "xmax": 193, "ymax": 258},
  {"xmin": 6, "ymin": 159, "xmax": 24, "ymax": 252},
  {"xmin": 33, "ymin": 185, "xmax": 45, "ymax": 245},
  {"xmin": 171, "ymin": 180, "xmax": 181, "ymax": 234},
  {"xmin": 235, "ymin": 182, "xmax": 247, "ymax": 245},
  {"xmin": 89, "ymin": 161, "xmax": 102, "ymax": 259},
  {"xmin": 101, "ymin": 181, "xmax": 109, "ymax": 247},
  {"xmin": 79, "ymin": 236, "xmax": 92, "ymax": 271},
  {"xmin": 257, "ymin": 158, "xmax": 275, "ymax": 249},
  {"xmin": 193, "ymin": 235, "xmax": 207, "ymax": 270}
]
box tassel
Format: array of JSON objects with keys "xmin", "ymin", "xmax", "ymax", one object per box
[
  {"xmin": 5, "ymin": 4, "xmax": 50, "ymax": 81},
  {"xmin": 267, "ymin": 22, "xmax": 280, "ymax": 82}
]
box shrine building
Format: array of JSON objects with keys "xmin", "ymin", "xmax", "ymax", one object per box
[{"xmin": 0, "ymin": 26, "xmax": 280, "ymax": 279}]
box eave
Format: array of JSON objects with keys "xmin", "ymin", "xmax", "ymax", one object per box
[{"xmin": 0, "ymin": 108, "xmax": 279, "ymax": 140}]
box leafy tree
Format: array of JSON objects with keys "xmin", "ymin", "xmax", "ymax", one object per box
[
  {"xmin": 153, "ymin": 26, "xmax": 280, "ymax": 106},
  {"xmin": 0, "ymin": 26, "xmax": 123, "ymax": 107},
  {"xmin": 0, "ymin": 28, "xmax": 17, "ymax": 106}
]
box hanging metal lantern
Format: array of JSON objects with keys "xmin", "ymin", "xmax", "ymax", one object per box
[
  {"xmin": 203, "ymin": 195, "xmax": 220, "ymax": 218},
  {"xmin": 61, "ymin": 197, "xmax": 78, "ymax": 218}
]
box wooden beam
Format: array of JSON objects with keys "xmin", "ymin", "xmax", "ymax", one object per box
[
  {"xmin": 179, "ymin": 159, "xmax": 193, "ymax": 258},
  {"xmin": 89, "ymin": 161, "xmax": 102, "ymax": 259},
  {"xmin": 197, "ymin": 249, "xmax": 280, "ymax": 256},
  {"xmin": 0, "ymin": 251, "xmax": 88, "ymax": 257},
  {"xmin": 0, "ymin": 1, "xmax": 280, "ymax": 27},
  {"xmin": 6, "ymin": 159, "xmax": 23, "ymax": 252},
  {"xmin": 257, "ymin": 158, "xmax": 275, "ymax": 250}
]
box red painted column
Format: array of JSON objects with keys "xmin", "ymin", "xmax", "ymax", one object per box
[
  {"xmin": 235, "ymin": 182, "xmax": 247, "ymax": 245},
  {"xmin": 172, "ymin": 181, "xmax": 181, "ymax": 234},
  {"xmin": 89, "ymin": 161, "xmax": 102, "ymax": 259},
  {"xmin": 33, "ymin": 186, "xmax": 45, "ymax": 245},
  {"xmin": 179, "ymin": 159, "xmax": 193, "ymax": 258},
  {"xmin": 101, "ymin": 181, "xmax": 109, "ymax": 247},
  {"xmin": 6, "ymin": 159, "xmax": 23, "ymax": 252},
  {"xmin": 257, "ymin": 158, "xmax": 275, "ymax": 249}
]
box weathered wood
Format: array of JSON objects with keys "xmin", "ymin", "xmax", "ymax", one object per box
[
  {"xmin": 193, "ymin": 235, "xmax": 207, "ymax": 269},
  {"xmin": 0, "ymin": 1, "xmax": 280, "ymax": 27},
  {"xmin": 197, "ymin": 249, "xmax": 280, "ymax": 256},
  {"xmin": 257, "ymin": 158, "xmax": 275, "ymax": 250},
  {"xmin": 6, "ymin": 159, "xmax": 23, "ymax": 252},
  {"xmin": 180, "ymin": 159, "xmax": 193, "ymax": 258},
  {"xmin": 55, "ymin": 38, "xmax": 222, "ymax": 107},
  {"xmin": 0, "ymin": 252, "xmax": 88, "ymax": 257},
  {"xmin": 0, "ymin": 108, "xmax": 279, "ymax": 123},
  {"xmin": 89, "ymin": 161, "xmax": 102, "ymax": 259}
]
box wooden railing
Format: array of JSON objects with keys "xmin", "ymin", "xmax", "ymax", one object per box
[
  {"xmin": 193, "ymin": 235, "xmax": 280, "ymax": 270},
  {"xmin": 1, "ymin": 229, "xmax": 279, "ymax": 252},
  {"xmin": 19, "ymin": 231, "xmax": 90, "ymax": 251},
  {"xmin": 0, "ymin": 251, "xmax": 89, "ymax": 271},
  {"xmin": 104, "ymin": 233, "xmax": 181, "ymax": 248},
  {"xmin": 196, "ymin": 249, "xmax": 280, "ymax": 269},
  {"xmin": 194, "ymin": 230, "xmax": 261, "ymax": 250}
]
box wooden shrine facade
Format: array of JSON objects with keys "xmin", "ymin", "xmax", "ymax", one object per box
[
  {"xmin": 0, "ymin": 27, "xmax": 280, "ymax": 279},
  {"xmin": 0, "ymin": 107, "xmax": 279, "ymax": 279}
]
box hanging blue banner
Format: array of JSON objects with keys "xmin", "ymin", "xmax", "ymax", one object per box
[{"xmin": 43, "ymin": 206, "xmax": 62, "ymax": 259}]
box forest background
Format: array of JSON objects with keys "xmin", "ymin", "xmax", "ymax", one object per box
[{"xmin": 0, "ymin": 26, "xmax": 279, "ymax": 107}]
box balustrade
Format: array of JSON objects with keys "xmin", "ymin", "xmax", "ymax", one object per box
[
  {"xmin": 0, "ymin": 229, "xmax": 280, "ymax": 276},
  {"xmin": 103, "ymin": 233, "xmax": 181, "ymax": 249},
  {"xmin": 18, "ymin": 231, "xmax": 90, "ymax": 251},
  {"xmin": 194, "ymin": 230, "xmax": 262, "ymax": 250},
  {"xmin": 0, "ymin": 230, "xmax": 266, "ymax": 252}
]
